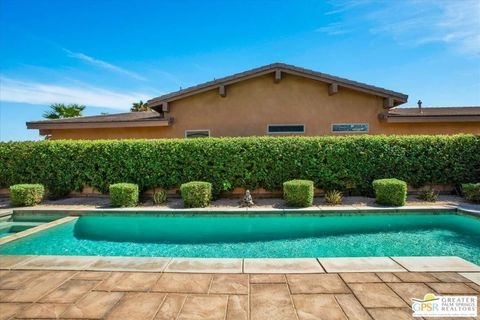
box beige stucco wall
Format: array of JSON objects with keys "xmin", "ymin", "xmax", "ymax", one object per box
[{"xmin": 47, "ymin": 73, "xmax": 480, "ymax": 139}]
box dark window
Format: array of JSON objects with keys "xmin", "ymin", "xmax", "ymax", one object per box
[
  {"xmin": 185, "ymin": 130, "xmax": 210, "ymax": 138},
  {"xmin": 268, "ymin": 124, "xmax": 305, "ymax": 134}
]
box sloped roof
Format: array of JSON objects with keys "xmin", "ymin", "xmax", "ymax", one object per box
[
  {"xmin": 381, "ymin": 106, "xmax": 480, "ymax": 123},
  {"xmin": 148, "ymin": 63, "xmax": 408, "ymax": 108},
  {"xmin": 388, "ymin": 107, "xmax": 480, "ymax": 116},
  {"xmin": 27, "ymin": 111, "xmax": 173, "ymax": 129}
]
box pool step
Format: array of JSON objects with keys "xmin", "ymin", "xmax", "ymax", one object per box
[
  {"xmin": 0, "ymin": 221, "xmax": 44, "ymax": 234},
  {"xmin": 0, "ymin": 209, "xmax": 13, "ymax": 222},
  {"xmin": 0, "ymin": 209, "xmax": 13, "ymax": 217}
]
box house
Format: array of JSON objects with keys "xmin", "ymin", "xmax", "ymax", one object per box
[{"xmin": 27, "ymin": 63, "xmax": 480, "ymax": 139}]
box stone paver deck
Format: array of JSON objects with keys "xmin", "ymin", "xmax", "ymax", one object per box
[
  {"xmin": 0, "ymin": 269, "xmax": 479, "ymax": 320},
  {"xmin": 3, "ymin": 255, "xmax": 479, "ymax": 274}
]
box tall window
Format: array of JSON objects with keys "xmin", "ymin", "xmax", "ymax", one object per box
[
  {"xmin": 185, "ymin": 130, "xmax": 210, "ymax": 138},
  {"xmin": 267, "ymin": 124, "xmax": 305, "ymax": 134}
]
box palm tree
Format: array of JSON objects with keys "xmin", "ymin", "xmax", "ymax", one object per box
[
  {"xmin": 43, "ymin": 103, "xmax": 86, "ymax": 119},
  {"xmin": 131, "ymin": 100, "xmax": 151, "ymax": 112}
]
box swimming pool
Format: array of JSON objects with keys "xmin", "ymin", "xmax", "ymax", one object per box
[{"xmin": 0, "ymin": 212, "xmax": 479, "ymax": 264}]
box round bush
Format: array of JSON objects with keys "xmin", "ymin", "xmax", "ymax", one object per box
[
  {"xmin": 372, "ymin": 178, "xmax": 407, "ymax": 206},
  {"xmin": 109, "ymin": 183, "xmax": 139, "ymax": 207},
  {"xmin": 180, "ymin": 181, "xmax": 212, "ymax": 208},
  {"xmin": 153, "ymin": 190, "xmax": 167, "ymax": 205},
  {"xmin": 10, "ymin": 184, "xmax": 44, "ymax": 207},
  {"xmin": 462, "ymin": 183, "xmax": 480, "ymax": 203},
  {"xmin": 417, "ymin": 189, "xmax": 438, "ymax": 202},
  {"xmin": 283, "ymin": 179, "xmax": 314, "ymax": 207}
]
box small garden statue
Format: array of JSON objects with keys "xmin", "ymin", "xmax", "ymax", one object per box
[{"xmin": 240, "ymin": 189, "xmax": 254, "ymax": 207}]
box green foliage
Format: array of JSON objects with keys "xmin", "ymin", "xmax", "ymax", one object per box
[
  {"xmin": 130, "ymin": 100, "xmax": 151, "ymax": 112},
  {"xmin": 153, "ymin": 190, "xmax": 167, "ymax": 205},
  {"xmin": 180, "ymin": 181, "xmax": 212, "ymax": 208},
  {"xmin": 372, "ymin": 178, "xmax": 407, "ymax": 206},
  {"xmin": 417, "ymin": 189, "xmax": 438, "ymax": 202},
  {"xmin": 47, "ymin": 185, "xmax": 72, "ymax": 200},
  {"xmin": 462, "ymin": 183, "xmax": 480, "ymax": 203},
  {"xmin": 0, "ymin": 136, "xmax": 479, "ymax": 198},
  {"xmin": 109, "ymin": 183, "xmax": 139, "ymax": 207},
  {"xmin": 9, "ymin": 184, "xmax": 44, "ymax": 207},
  {"xmin": 283, "ymin": 179, "xmax": 314, "ymax": 207},
  {"xmin": 325, "ymin": 190, "xmax": 343, "ymax": 205},
  {"xmin": 43, "ymin": 103, "xmax": 85, "ymax": 119}
]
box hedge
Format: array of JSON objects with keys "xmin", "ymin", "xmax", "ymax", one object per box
[
  {"xmin": 462, "ymin": 183, "xmax": 480, "ymax": 203},
  {"xmin": 109, "ymin": 183, "xmax": 139, "ymax": 207},
  {"xmin": 372, "ymin": 178, "xmax": 407, "ymax": 206},
  {"xmin": 180, "ymin": 181, "xmax": 212, "ymax": 208},
  {"xmin": 0, "ymin": 135, "xmax": 479, "ymax": 196},
  {"xmin": 153, "ymin": 190, "xmax": 167, "ymax": 205},
  {"xmin": 10, "ymin": 184, "xmax": 44, "ymax": 207},
  {"xmin": 283, "ymin": 180, "xmax": 314, "ymax": 207}
]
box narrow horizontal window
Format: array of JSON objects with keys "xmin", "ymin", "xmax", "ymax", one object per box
[
  {"xmin": 331, "ymin": 123, "xmax": 369, "ymax": 133},
  {"xmin": 185, "ymin": 130, "xmax": 210, "ymax": 138},
  {"xmin": 268, "ymin": 124, "xmax": 305, "ymax": 134}
]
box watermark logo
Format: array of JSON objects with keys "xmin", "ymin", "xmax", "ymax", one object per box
[{"xmin": 412, "ymin": 293, "xmax": 477, "ymax": 317}]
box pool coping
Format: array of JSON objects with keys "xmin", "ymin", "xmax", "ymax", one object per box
[
  {"xmin": 9, "ymin": 204, "xmax": 480, "ymax": 217},
  {"xmin": 0, "ymin": 209, "xmax": 13, "ymax": 218},
  {"xmin": 1, "ymin": 255, "xmax": 479, "ymax": 277},
  {"xmin": 1, "ymin": 205, "xmax": 479, "ymax": 275}
]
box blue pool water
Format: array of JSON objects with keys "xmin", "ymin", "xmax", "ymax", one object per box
[
  {"xmin": 0, "ymin": 221, "xmax": 45, "ymax": 238},
  {"xmin": 0, "ymin": 213, "xmax": 479, "ymax": 264}
]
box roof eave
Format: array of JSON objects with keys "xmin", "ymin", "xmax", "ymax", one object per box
[
  {"xmin": 380, "ymin": 114, "xmax": 480, "ymax": 123},
  {"xmin": 27, "ymin": 118, "xmax": 174, "ymax": 130}
]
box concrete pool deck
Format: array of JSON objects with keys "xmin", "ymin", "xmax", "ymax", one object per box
[
  {"xmin": 0, "ymin": 258, "xmax": 479, "ymax": 320},
  {"xmin": 1, "ymin": 255, "xmax": 480, "ymax": 275}
]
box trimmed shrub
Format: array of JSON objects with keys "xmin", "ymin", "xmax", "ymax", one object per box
[
  {"xmin": 372, "ymin": 178, "xmax": 407, "ymax": 206},
  {"xmin": 181, "ymin": 181, "xmax": 212, "ymax": 208},
  {"xmin": 325, "ymin": 190, "xmax": 343, "ymax": 205},
  {"xmin": 283, "ymin": 179, "xmax": 314, "ymax": 207},
  {"xmin": 462, "ymin": 183, "xmax": 480, "ymax": 203},
  {"xmin": 10, "ymin": 184, "xmax": 44, "ymax": 207},
  {"xmin": 153, "ymin": 190, "xmax": 167, "ymax": 205},
  {"xmin": 0, "ymin": 136, "xmax": 479, "ymax": 196},
  {"xmin": 418, "ymin": 189, "xmax": 438, "ymax": 202},
  {"xmin": 109, "ymin": 183, "xmax": 139, "ymax": 207}
]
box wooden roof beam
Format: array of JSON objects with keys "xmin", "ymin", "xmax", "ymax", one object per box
[
  {"xmin": 219, "ymin": 85, "xmax": 226, "ymax": 97},
  {"xmin": 161, "ymin": 102, "xmax": 170, "ymax": 112},
  {"xmin": 383, "ymin": 97, "xmax": 394, "ymax": 109},
  {"xmin": 274, "ymin": 70, "xmax": 282, "ymax": 83},
  {"xmin": 328, "ymin": 83, "xmax": 338, "ymax": 95}
]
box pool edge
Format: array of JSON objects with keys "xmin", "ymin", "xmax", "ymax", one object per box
[
  {"xmin": 9, "ymin": 204, "xmax": 470, "ymax": 216},
  {"xmin": 0, "ymin": 216, "xmax": 78, "ymax": 246},
  {"xmin": 1, "ymin": 255, "xmax": 479, "ymax": 276}
]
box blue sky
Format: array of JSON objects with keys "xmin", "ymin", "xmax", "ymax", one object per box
[{"xmin": 1, "ymin": 0, "xmax": 479, "ymax": 141}]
